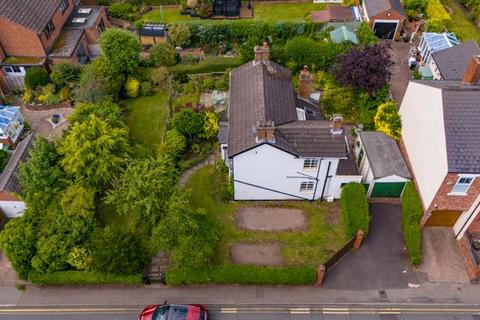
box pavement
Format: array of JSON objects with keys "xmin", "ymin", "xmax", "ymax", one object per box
[
  {"xmin": 418, "ymin": 227, "xmax": 470, "ymax": 283},
  {"xmin": 20, "ymin": 105, "xmax": 73, "ymax": 139},
  {"xmin": 388, "ymin": 41, "xmax": 412, "ymax": 106},
  {"xmin": 323, "ymin": 203, "xmax": 424, "ymax": 290}
]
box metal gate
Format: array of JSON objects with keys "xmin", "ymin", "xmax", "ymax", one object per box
[{"xmin": 371, "ymin": 182, "xmax": 406, "ymax": 198}]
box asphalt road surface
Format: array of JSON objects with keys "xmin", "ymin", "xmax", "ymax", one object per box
[{"xmin": 2, "ymin": 304, "xmax": 480, "ymax": 320}]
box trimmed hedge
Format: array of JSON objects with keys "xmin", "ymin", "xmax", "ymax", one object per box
[
  {"xmin": 28, "ymin": 271, "xmax": 142, "ymax": 285},
  {"xmin": 401, "ymin": 182, "xmax": 423, "ymax": 266},
  {"xmin": 168, "ymin": 56, "xmax": 242, "ymax": 75},
  {"xmin": 166, "ymin": 265, "xmax": 317, "ymax": 285},
  {"xmin": 426, "ymin": 0, "xmax": 451, "ymax": 23},
  {"xmin": 340, "ymin": 182, "xmax": 370, "ymax": 237}
]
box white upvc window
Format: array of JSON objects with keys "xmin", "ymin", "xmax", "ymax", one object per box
[
  {"xmin": 303, "ymin": 158, "xmax": 319, "ymax": 169},
  {"xmin": 451, "ymin": 176, "xmax": 475, "ymax": 194},
  {"xmin": 300, "ymin": 181, "xmax": 314, "ymax": 193}
]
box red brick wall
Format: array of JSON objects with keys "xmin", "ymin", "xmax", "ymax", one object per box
[
  {"xmin": 426, "ymin": 173, "xmax": 480, "ymax": 215},
  {"xmin": 0, "ymin": 45, "xmax": 5, "ymax": 61},
  {"xmin": 0, "ymin": 191, "xmax": 20, "ymax": 202},
  {"xmin": 458, "ymin": 235, "xmax": 480, "ymax": 280},
  {"xmin": 370, "ymin": 10, "xmax": 405, "ymax": 39},
  {"xmin": 0, "ymin": 19, "xmax": 45, "ymax": 57},
  {"xmin": 40, "ymin": 0, "xmax": 76, "ymax": 52},
  {"xmin": 84, "ymin": 7, "xmax": 111, "ymax": 44}
]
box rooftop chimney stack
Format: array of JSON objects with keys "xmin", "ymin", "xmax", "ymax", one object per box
[
  {"xmin": 298, "ymin": 65, "xmax": 313, "ymax": 99},
  {"xmin": 463, "ymin": 55, "xmax": 480, "ymax": 85},
  {"xmin": 331, "ymin": 115, "xmax": 343, "ymax": 135},
  {"xmin": 254, "ymin": 42, "xmax": 270, "ymax": 64},
  {"xmin": 256, "ymin": 120, "xmax": 275, "ymax": 143}
]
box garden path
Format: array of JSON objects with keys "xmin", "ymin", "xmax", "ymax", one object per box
[
  {"xmin": 179, "ymin": 153, "xmax": 216, "ymax": 187},
  {"xmin": 21, "ymin": 105, "xmax": 73, "ymax": 140}
]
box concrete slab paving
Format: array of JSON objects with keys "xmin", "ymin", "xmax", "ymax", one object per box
[
  {"xmin": 235, "ymin": 207, "xmax": 308, "ymax": 232},
  {"xmin": 417, "ymin": 227, "xmax": 469, "ymax": 283},
  {"xmin": 230, "ymin": 243, "xmax": 283, "ymax": 266}
]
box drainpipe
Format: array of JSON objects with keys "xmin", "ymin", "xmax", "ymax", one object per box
[
  {"xmin": 319, "ymin": 161, "xmax": 332, "ymax": 202},
  {"xmin": 311, "ymin": 159, "xmax": 322, "ymax": 201}
]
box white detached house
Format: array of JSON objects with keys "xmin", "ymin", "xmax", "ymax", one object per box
[{"xmin": 224, "ymin": 44, "xmax": 361, "ymax": 201}]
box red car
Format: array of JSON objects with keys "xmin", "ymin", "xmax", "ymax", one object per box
[{"xmin": 139, "ymin": 303, "xmax": 208, "ymax": 320}]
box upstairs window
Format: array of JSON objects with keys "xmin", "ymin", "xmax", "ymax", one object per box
[
  {"xmin": 60, "ymin": 0, "xmax": 69, "ymax": 14},
  {"xmin": 300, "ymin": 181, "xmax": 314, "ymax": 193},
  {"xmin": 44, "ymin": 19, "xmax": 55, "ymax": 39},
  {"xmin": 451, "ymin": 176, "xmax": 474, "ymax": 194},
  {"xmin": 303, "ymin": 158, "xmax": 319, "ymax": 169}
]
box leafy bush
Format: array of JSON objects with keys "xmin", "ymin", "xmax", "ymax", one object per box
[
  {"xmin": 425, "ymin": 18, "xmax": 446, "ymax": 32},
  {"xmin": 29, "ymin": 271, "xmax": 141, "ymax": 285},
  {"xmin": 140, "ymin": 81, "xmax": 153, "ymax": 96},
  {"xmin": 51, "ymin": 63, "xmax": 81, "ymax": 89},
  {"xmin": 201, "ymin": 76, "xmax": 215, "ymax": 91},
  {"xmin": 374, "ymin": 101, "xmax": 402, "ymax": 140},
  {"xmin": 404, "ymin": 0, "xmax": 427, "ymax": 12},
  {"xmin": 59, "ymin": 86, "xmax": 72, "ymax": 101},
  {"xmin": 149, "ymin": 42, "xmax": 176, "ymax": 67},
  {"xmin": 37, "ymin": 84, "xmax": 61, "ymax": 105},
  {"xmin": 166, "ymin": 265, "xmax": 317, "ymax": 285},
  {"xmin": 150, "ymin": 67, "xmax": 170, "ymax": 87},
  {"xmin": 401, "ymin": 182, "xmax": 423, "ymax": 266},
  {"xmin": 25, "ymin": 67, "xmax": 49, "ymax": 89},
  {"xmin": 100, "ymin": 28, "xmax": 142, "ymax": 75},
  {"xmin": 69, "ymin": 101, "xmax": 124, "ymax": 128},
  {"xmin": 357, "ymin": 22, "xmax": 378, "ymax": 45},
  {"xmin": 158, "ymin": 129, "xmax": 187, "ymax": 159},
  {"xmin": 340, "ymin": 183, "xmax": 370, "ymax": 237},
  {"xmin": 108, "ymin": 3, "xmax": 133, "ymax": 20},
  {"xmin": 171, "ymin": 109, "xmax": 205, "ymax": 141},
  {"xmin": 168, "ymin": 24, "xmax": 192, "ymax": 47},
  {"xmin": 22, "ymin": 88, "xmax": 35, "ymax": 103},
  {"xmin": 426, "ymin": 0, "xmax": 451, "ymax": 24},
  {"xmin": 125, "ymin": 77, "xmax": 140, "ymax": 98}
]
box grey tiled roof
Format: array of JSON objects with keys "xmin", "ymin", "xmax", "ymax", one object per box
[
  {"xmin": 442, "ymin": 89, "xmax": 480, "ymax": 173},
  {"xmin": 276, "ymin": 121, "xmax": 348, "ymax": 158},
  {"xmin": 228, "ymin": 61, "xmax": 297, "ymax": 157},
  {"xmin": 358, "ymin": 131, "xmax": 411, "ymax": 179},
  {"xmin": 337, "ymin": 158, "xmax": 358, "ymax": 175},
  {"xmin": 364, "ymin": 0, "xmax": 405, "ymax": 18},
  {"xmin": 431, "ymin": 41, "xmax": 480, "ymax": 80},
  {"xmin": 0, "ymin": 0, "xmax": 61, "ymax": 33},
  {"xmin": 218, "ymin": 121, "xmax": 228, "ymax": 144},
  {"xmin": 0, "ymin": 132, "xmax": 35, "ymax": 195}
]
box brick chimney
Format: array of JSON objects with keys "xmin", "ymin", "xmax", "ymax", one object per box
[
  {"xmin": 256, "ymin": 120, "xmax": 275, "ymax": 143},
  {"xmin": 463, "ymin": 55, "xmax": 480, "ymax": 85},
  {"xmin": 331, "ymin": 115, "xmax": 343, "ymax": 135},
  {"xmin": 298, "ymin": 65, "xmax": 313, "ymax": 99},
  {"xmin": 254, "ymin": 42, "xmax": 270, "ymax": 63}
]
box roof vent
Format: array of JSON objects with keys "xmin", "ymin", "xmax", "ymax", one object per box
[
  {"xmin": 78, "ymin": 8, "xmax": 92, "ymax": 14},
  {"xmin": 72, "ymin": 17, "xmax": 87, "ymax": 24}
]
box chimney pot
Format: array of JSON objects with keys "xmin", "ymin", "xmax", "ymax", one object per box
[
  {"xmin": 331, "ymin": 115, "xmax": 343, "ymax": 134},
  {"xmin": 256, "ymin": 120, "xmax": 275, "ymax": 143},
  {"xmin": 298, "ymin": 65, "xmax": 313, "ymax": 99},
  {"xmin": 463, "ymin": 55, "xmax": 480, "ymax": 85},
  {"xmin": 254, "ymin": 42, "xmax": 270, "ymax": 63}
]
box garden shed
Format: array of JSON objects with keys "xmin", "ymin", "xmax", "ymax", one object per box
[
  {"xmin": 330, "ymin": 26, "xmax": 359, "ymax": 44},
  {"xmin": 355, "ymin": 131, "xmax": 411, "ymax": 198},
  {"xmin": 138, "ymin": 24, "xmax": 167, "ymax": 46},
  {"xmin": 418, "ymin": 32, "xmax": 459, "ymax": 64}
]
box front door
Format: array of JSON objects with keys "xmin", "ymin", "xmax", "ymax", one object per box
[{"xmin": 425, "ymin": 210, "xmax": 462, "ymax": 227}]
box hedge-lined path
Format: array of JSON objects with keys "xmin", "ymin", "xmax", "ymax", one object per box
[
  {"xmin": 322, "ymin": 203, "xmax": 424, "ymax": 290},
  {"xmin": 179, "ymin": 153, "xmax": 216, "ymax": 187}
]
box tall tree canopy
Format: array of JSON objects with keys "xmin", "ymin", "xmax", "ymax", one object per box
[
  {"xmin": 99, "ymin": 28, "xmax": 142, "ymax": 75},
  {"xmin": 333, "ymin": 44, "xmax": 392, "ymax": 95},
  {"xmin": 59, "ymin": 115, "xmax": 130, "ymax": 189},
  {"xmin": 374, "ymin": 101, "xmax": 402, "ymax": 140},
  {"xmin": 69, "ymin": 101, "xmax": 124, "ymax": 128}
]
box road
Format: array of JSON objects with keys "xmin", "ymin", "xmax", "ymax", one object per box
[{"xmin": 2, "ymin": 304, "xmax": 480, "ymax": 320}]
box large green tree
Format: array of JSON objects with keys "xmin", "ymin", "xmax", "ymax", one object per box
[
  {"xmin": 59, "ymin": 115, "xmax": 130, "ymax": 189},
  {"xmin": 99, "ymin": 28, "xmax": 142, "ymax": 75},
  {"xmin": 151, "ymin": 192, "xmax": 218, "ymax": 268},
  {"xmin": 69, "ymin": 101, "xmax": 124, "ymax": 128},
  {"xmin": 105, "ymin": 157, "xmax": 177, "ymax": 227},
  {"xmin": 149, "ymin": 42, "xmax": 176, "ymax": 67},
  {"xmin": 170, "ymin": 109, "xmax": 205, "ymax": 142}
]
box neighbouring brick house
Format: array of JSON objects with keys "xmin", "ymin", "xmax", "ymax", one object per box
[
  {"xmin": 0, "ymin": 0, "xmax": 110, "ymax": 92},
  {"xmin": 428, "ymin": 40, "xmax": 480, "ymax": 80},
  {"xmin": 360, "ymin": 0, "xmax": 405, "ymax": 39},
  {"xmin": 399, "ymin": 55, "xmax": 480, "ymax": 279}
]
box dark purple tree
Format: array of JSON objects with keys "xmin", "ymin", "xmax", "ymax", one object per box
[{"xmin": 333, "ymin": 44, "xmax": 393, "ymax": 95}]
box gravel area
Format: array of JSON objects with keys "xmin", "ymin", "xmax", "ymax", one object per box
[
  {"xmin": 234, "ymin": 207, "xmax": 308, "ymax": 232},
  {"xmin": 230, "ymin": 243, "xmax": 283, "ymax": 266}
]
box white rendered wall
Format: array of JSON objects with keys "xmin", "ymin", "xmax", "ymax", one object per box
[
  {"xmin": 232, "ymin": 144, "xmax": 341, "ymax": 200},
  {"xmin": 428, "ymin": 58, "xmax": 443, "ymax": 80},
  {"xmin": 399, "ymin": 82, "xmax": 448, "ymax": 209}
]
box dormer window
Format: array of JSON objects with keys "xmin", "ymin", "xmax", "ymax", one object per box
[
  {"xmin": 60, "ymin": 0, "xmax": 69, "ymax": 14},
  {"xmin": 43, "ymin": 19, "xmax": 55, "ymax": 39},
  {"xmin": 451, "ymin": 176, "xmax": 474, "ymax": 194},
  {"xmin": 304, "ymin": 158, "xmax": 319, "ymax": 169}
]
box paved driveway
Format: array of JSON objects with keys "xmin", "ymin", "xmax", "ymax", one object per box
[
  {"xmin": 388, "ymin": 41, "xmax": 412, "ymax": 106},
  {"xmin": 21, "ymin": 106, "xmax": 73, "ymax": 140},
  {"xmin": 323, "ymin": 203, "xmax": 424, "ymax": 290}
]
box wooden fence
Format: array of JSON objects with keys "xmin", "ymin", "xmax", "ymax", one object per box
[{"xmin": 324, "ymin": 235, "xmax": 356, "ymax": 270}]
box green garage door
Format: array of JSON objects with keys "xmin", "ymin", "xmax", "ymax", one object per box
[{"xmin": 371, "ymin": 182, "xmax": 406, "ymax": 198}]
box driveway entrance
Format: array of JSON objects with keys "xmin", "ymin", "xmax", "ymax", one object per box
[{"xmin": 323, "ymin": 203, "xmax": 422, "ymax": 290}]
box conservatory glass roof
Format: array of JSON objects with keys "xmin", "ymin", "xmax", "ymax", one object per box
[
  {"xmin": 0, "ymin": 106, "xmax": 20, "ymax": 134},
  {"xmin": 422, "ymin": 32, "xmax": 459, "ymax": 52}
]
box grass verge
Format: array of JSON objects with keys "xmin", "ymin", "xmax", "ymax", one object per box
[{"xmin": 401, "ymin": 182, "xmax": 423, "ymax": 266}]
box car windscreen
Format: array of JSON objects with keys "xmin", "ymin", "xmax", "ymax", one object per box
[{"xmin": 153, "ymin": 306, "xmax": 170, "ymax": 320}]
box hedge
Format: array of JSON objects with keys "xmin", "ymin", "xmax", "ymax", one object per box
[
  {"xmin": 166, "ymin": 265, "xmax": 317, "ymax": 285},
  {"xmin": 426, "ymin": 0, "xmax": 451, "ymax": 23},
  {"xmin": 28, "ymin": 271, "xmax": 142, "ymax": 285},
  {"xmin": 401, "ymin": 182, "xmax": 423, "ymax": 266},
  {"xmin": 168, "ymin": 56, "xmax": 242, "ymax": 75},
  {"xmin": 340, "ymin": 182, "xmax": 370, "ymax": 237}
]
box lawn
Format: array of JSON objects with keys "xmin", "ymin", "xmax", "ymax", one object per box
[
  {"xmin": 185, "ymin": 165, "xmax": 349, "ymax": 266},
  {"xmin": 441, "ymin": 0, "xmax": 480, "ymax": 43},
  {"xmin": 140, "ymin": 3, "xmax": 328, "ymax": 23},
  {"xmin": 122, "ymin": 90, "xmax": 169, "ymax": 154}
]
